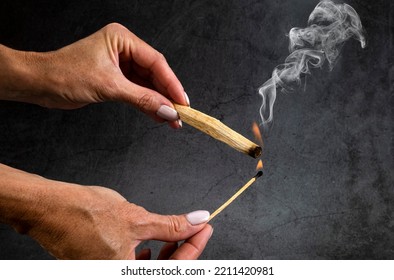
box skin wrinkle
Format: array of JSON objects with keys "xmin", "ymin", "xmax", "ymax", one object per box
[
  {"xmin": 167, "ymin": 215, "xmax": 186, "ymax": 235},
  {"xmin": 136, "ymin": 91, "xmax": 155, "ymax": 112},
  {"xmin": 106, "ymin": 26, "xmax": 121, "ymax": 66}
]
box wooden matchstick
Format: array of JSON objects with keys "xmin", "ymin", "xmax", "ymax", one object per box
[
  {"xmin": 174, "ymin": 104, "xmax": 262, "ymax": 158},
  {"xmin": 208, "ymin": 171, "xmax": 263, "ymax": 222}
]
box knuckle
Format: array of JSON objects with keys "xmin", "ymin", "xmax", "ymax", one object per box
[
  {"xmin": 136, "ymin": 93, "xmax": 155, "ymax": 112},
  {"xmin": 167, "ymin": 215, "xmax": 186, "ymax": 234},
  {"xmin": 125, "ymin": 203, "xmax": 150, "ymax": 228},
  {"xmin": 104, "ymin": 22, "xmax": 124, "ymax": 32},
  {"xmin": 126, "ymin": 203, "xmax": 148, "ymax": 218},
  {"xmin": 102, "ymin": 23, "xmax": 131, "ymax": 38},
  {"xmin": 156, "ymin": 52, "xmax": 166, "ymax": 62}
]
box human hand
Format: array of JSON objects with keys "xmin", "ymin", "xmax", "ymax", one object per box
[
  {"xmin": 0, "ymin": 23, "xmax": 188, "ymax": 128},
  {"xmin": 19, "ymin": 180, "xmax": 211, "ymax": 260},
  {"xmin": 136, "ymin": 224, "xmax": 213, "ymax": 260}
]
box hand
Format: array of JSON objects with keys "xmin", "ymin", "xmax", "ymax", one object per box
[
  {"xmin": 136, "ymin": 225, "xmax": 213, "ymax": 260},
  {"xmin": 21, "ymin": 181, "xmax": 211, "ymax": 260},
  {"xmin": 0, "ymin": 164, "xmax": 211, "ymax": 259},
  {"xmin": 0, "ymin": 23, "xmax": 189, "ymax": 128}
]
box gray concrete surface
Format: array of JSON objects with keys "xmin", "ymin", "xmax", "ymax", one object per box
[{"xmin": 0, "ymin": 0, "xmax": 393, "ymax": 259}]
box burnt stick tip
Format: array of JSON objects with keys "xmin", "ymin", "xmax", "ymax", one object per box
[{"xmin": 248, "ymin": 146, "xmax": 262, "ymax": 159}]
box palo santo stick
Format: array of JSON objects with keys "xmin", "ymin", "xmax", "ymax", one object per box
[
  {"xmin": 208, "ymin": 171, "xmax": 263, "ymax": 222},
  {"xmin": 174, "ymin": 104, "xmax": 262, "ymax": 158}
]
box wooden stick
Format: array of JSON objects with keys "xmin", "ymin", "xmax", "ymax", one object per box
[
  {"xmin": 174, "ymin": 104, "xmax": 262, "ymax": 158},
  {"xmin": 208, "ymin": 171, "xmax": 263, "ymax": 222}
]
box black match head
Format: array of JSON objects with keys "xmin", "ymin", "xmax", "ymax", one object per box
[{"xmin": 255, "ymin": 170, "xmax": 263, "ymax": 178}]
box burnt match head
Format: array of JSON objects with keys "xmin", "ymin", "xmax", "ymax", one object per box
[{"xmin": 254, "ymin": 170, "xmax": 263, "ymax": 179}]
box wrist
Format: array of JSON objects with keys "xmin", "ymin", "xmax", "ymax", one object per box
[
  {"xmin": 0, "ymin": 164, "xmax": 51, "ymax": 233},
  {"xmin": 0, "ymin": 45, "xmax": 59, "ymax": 106}
]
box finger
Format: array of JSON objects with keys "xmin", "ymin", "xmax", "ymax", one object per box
[
  {"xmin": 118, "ymin": 29, "xmax": 188, "ymax": 106},
  {"xmin": 170, "ymin": 224, "xmax": 213, "ymax": 260},
  {"xmin": 132, "ymin": 44, "xmax": 186, "ymax": 105},
  {"xmin": 136, "ymin": 248, "xmax": 151, "ymax": 260},
  {"xmin": 128, "ymin": 61, "xmax": 172, "ymax": 100},
  {"xmin": 110, "ymin": 74, "xmax": 183, "ymax": 128},
  {"xmin": 168, "ymin": 119, "xmax": 182, "ymax": 129},
  {"xmin": 139, "ymin": 210, "xmax": 210, "ymax": 242},
  {"xmin": 112, "ymin": 77, "xmax": 180, "ymax": 123},
  {"xmin": 157, "ymin": 242, "xmax": 178, "ymax": 260}
]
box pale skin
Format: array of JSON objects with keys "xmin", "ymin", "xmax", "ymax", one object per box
[{"xmin": 0, "ymin": 23, "xmax": 212, "ymax": 259}]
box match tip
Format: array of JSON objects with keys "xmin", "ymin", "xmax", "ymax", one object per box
[{"xmin": 254, "ymin": 170, "xmax": 263, "ymax": 178}]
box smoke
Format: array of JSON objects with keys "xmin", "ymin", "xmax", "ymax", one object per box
[{"xmin": 258, "ymin": 0, "xmax": 366, "ymax": 128}]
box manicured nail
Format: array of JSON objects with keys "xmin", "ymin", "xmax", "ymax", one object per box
[
  {"xmin": 157, "ymin": 105, "xmax": 179, "ymax": 121},
  {"xmin": 186, "ymin": 210, "xmax": 210, "ymax": 225},
  {"xmin": 177, "ymin": 119, "xmax": 182, "ymax": 128},
  {"xmin": 184, "ymin": 92, "xmax": 190, "ymax": 106},
  {"xmin": 210, "ymin": 227, "xmax": 214, "ymax": 238}
]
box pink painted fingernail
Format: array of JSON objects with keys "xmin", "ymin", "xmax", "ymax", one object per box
[
  {"xmin": 177, "ymin": 119, "xmax": 183, "ymax": 128},
  {"xmin": 156, "ymin": 105, "xmax": 179, "ymax": 121},
  {"xmin": 186, "ymin": 210, "xmax": 210, "ymax": 225}
]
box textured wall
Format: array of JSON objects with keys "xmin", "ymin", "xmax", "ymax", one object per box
[{"xmin": 0, "ymin": 0, "xmax": 393, "ymax": 259}]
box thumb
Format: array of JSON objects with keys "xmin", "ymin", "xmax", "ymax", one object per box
[{"xmin": 140, "ymin": 210, "xmax": 210, "ymax": 242}]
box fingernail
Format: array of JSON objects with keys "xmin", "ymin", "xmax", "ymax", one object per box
[
  {"xmin": 184, "ymin": 92, "xmax": 190, "ymax": 106},
  {"xmin": 177, "ymin": 119, "xmax": 182, "ymax": 128},
  {"xmin": 186, "ymin": 210, "xmax": 210, "ymax": 225},
  {"xmin": 210, "ymin": 227, "xmax": 214, "ymax": 238},
  {"xmin": 157, "ymin": 105, "xmax": 179, "ymax": 121}
]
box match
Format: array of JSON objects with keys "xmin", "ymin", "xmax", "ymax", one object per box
[
  {"xmin": 208, "ymin": 171, "xmax": 263, "ymax": 222},
  {"xmin": 174, "ymin": 104, "xmax": 262, "ymax": 158}
]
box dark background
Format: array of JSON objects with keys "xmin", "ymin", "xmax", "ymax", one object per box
[{"xmin": 0, "ymin": 0, "xmax": 393, "ymax": 259}]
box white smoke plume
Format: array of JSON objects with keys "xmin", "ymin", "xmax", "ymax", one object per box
[{"xmin": 258, "ymin": 0, "xmax": 366, "ymax": 128}]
